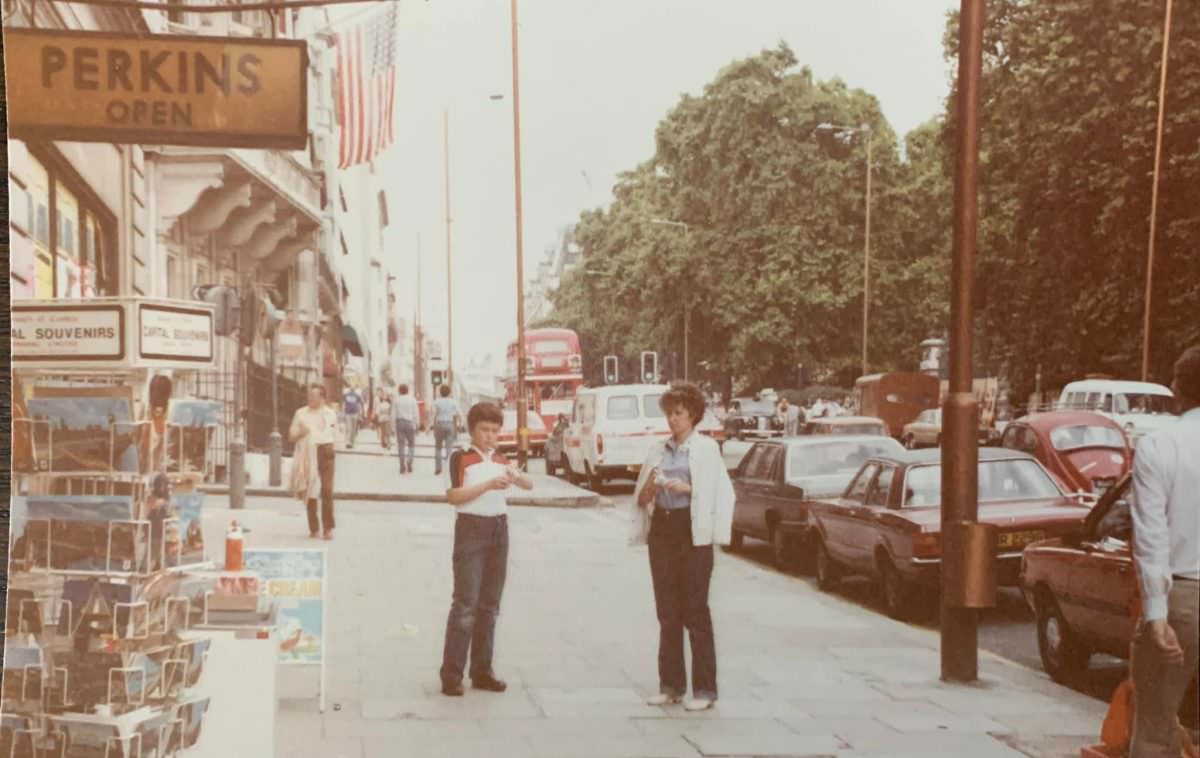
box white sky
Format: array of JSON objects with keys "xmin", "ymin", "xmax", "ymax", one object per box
[{"xmin": 355, "ymin": 0, "xmax": 959, "ymax": 370}]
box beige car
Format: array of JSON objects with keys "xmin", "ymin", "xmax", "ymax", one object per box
[{"xmin": 902, "ymin": 409, "xmax": 942, "ymax": 449}]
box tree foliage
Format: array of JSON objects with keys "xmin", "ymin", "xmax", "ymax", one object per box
[
  {"xmin": 945, "ymin": 0, "xmax": 1200, "ymax": 393},
  {"xmin": 552, "ymin": 2, "xmax": 1199, "ymax": 397},
  {"xmin": 552, "ymin": 43, "xmax": 947, "ymax": 392}
]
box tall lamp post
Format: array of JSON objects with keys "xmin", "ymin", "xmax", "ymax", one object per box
[
  {"xmin": 814, "ymin": 122, "xmax": 872, "ymax": 377},
  {"xmin": 941, "ymin": 0, "xmax": 989, "ymax": 683},
  {"xmin": 649, "ymin": 218, "xmax": 691, "ymax": 381},
  {"xmin": 1141, "ymin": 0, "xmax": 1174, "ymax": 381},
  {"xmin": 444, "ymin": 109, "xmax": 455, "ymax": 390},
  {"xmin": 509, "ymin": 0, "xmax": 530, "ymax": 470}
]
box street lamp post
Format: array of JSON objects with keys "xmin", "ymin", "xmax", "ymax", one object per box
[
  {"xmin": 941, "ymin": 0, "xmax": 988, "ymax": 684},
  {"xmin": 649, "ymin": 218, "xmax": 691, "ymax": 382},
  {"xmin": 1141, "ymin": 0, "xmax": 1174, "ymax": 381},
  {"xmin": 814, "ymin": 123, "xmax": 872, "ymax": 376},
  {"xmin": 510, "ymin": 0, "xmax": 530, "ymax": 470},
  {"xmin": 444, "ymin": 109, "xmax": 455, "ymax": 391}
]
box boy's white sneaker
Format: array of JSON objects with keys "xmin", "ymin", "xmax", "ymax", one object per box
[
  {"xmin": 684, "ymin": 697, "xmax": 714, "ymax": 712},
  {"xmin": 646, "ymin": 693, "xmax": 683, "ymax": 706}
]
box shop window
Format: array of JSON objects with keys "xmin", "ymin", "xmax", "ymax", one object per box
[{"xmin": 17, "ymin": 151, "xmax": 118, "ymax": 300}]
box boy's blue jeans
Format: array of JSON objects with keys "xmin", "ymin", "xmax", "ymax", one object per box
[
  {"xmin": 433, "ymin": 422, "xmax": 455, "ymax": 474},
  {"xmin": 440, "ymin": 514, "xmax": 508, "ymax": 686}
]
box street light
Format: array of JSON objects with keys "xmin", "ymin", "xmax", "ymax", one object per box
[
  {"xmin": 814, "ymin": 122, "xmax": 872, "ymax": 377},
  {"xmin": 649, "ymin": 218, "xmax": 691, "ymax": 382},
  {"xmin": 509, "ymin": 0, "xmax": 530, "ymax": 470}
]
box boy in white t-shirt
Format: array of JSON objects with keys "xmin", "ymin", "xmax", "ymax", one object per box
[{"xmin": 439, "ymin": 402, "xmax": 532, "ymax": 697}]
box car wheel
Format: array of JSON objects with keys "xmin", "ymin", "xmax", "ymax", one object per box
[
  {"xmin": 815, "ymin": 538, "xmax": 839, "ymax": 592},
  {"xmin": 1035, "ymin": 591, "xmax": 1091, "ymax": 684},
  {"xmin": 770, "ymin": 526, "xmax": 793, "ymax": 572},
  {"xmin": 721, "ymin": 530, "xmax": 745, "ymax": 554},
  {"xmin": 879, "ymin": 559, "xmax": 914, "ymax": 621},
  {"xmin": 585, "ymin": 462, "xmax": 604, "ymax": 493},
  {"xmin": 903, "ymin": 434, "xmax": 916, "ymax": 450}
]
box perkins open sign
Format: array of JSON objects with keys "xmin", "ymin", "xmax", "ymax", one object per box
[{"xmin": 5, "ymin": 28, "xmax": 308, "ymax": 150}]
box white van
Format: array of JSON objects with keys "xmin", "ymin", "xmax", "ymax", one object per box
[
  {"xmin": 1057, "ymin": 379, "xmax": 1176, "ymax": 441},
  {"xmin": 563, "ymin": 384, "xmax": 670, "ymax": 490}
]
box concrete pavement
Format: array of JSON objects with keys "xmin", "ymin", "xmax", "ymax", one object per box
[
  {"xmin": 203, "ymin": 431, "xmax": 599, "ymax": 508},
  {"xmin": 200, "ymin": 494, "xmax": 1109, "ymax": 758}
]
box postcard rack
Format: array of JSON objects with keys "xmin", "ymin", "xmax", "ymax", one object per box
[{"xmin": 6, "ymin": 371, "xmax": 220, "ymax": 758}]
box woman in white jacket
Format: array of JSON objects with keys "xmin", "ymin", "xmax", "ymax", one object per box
[{"xmin": 632, "ymin": 382, "xmax": 735, "ymax": 711}]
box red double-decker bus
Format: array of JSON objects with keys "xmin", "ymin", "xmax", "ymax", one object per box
[{"xmin": 504, "ymin": 328, "xmax": 584, "ymax": 430}]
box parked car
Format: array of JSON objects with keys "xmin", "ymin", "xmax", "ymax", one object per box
[
  {"xmin": 564, "ymin": 384, "xmax": 669, "ymax": 490},
  {"xmin": 901, "ymin": 409, "xmax": 942, "ymax": 449},
  {"xmin": 809, "ymin": 448, "xmax": 1091, "ymax": 620},
  {"xmin": 498, "ymin": 409, "xmax": 548, "ymax": 458},
  {"xmin": 999, "ymin": 411, "xmax": 1131, "ymax": 495},
  {"xmin": 1020, "ymin": 475, "xmax": 1200, "ymax": 722},
  {"xmin": 723, "ymin": 397, "xmax": 784, "ymax": 440},
  {"xmin": 544, "ymin": 414, "xmax": 570, "ymax": 477},
  {"xmin": 1057, "ymin": 379, "xmax": 1176, "ymax": 442},
  {"xmin": 729, "ymin": 435, "xmax": 904, "ymax": 570},
  {"xmin": 804, "ymin": 416, "xmax": 889, "ymax": 438},
  {"xmin": 696, "ymin": 409, "xmax": 727, "ymax": 448}
]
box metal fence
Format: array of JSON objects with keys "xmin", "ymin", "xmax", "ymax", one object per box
[{"xmin": 246, "ymin": 362, "xmax": 314, "ymax": 456}]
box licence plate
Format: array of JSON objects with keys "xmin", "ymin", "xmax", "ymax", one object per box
[{"xmin": 998, "ymin": 530, "xmax": 1045, "ymax": 549}]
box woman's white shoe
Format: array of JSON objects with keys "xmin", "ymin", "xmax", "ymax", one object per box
[
  {"xmin": 646, "ymin": 693, "xmax": 683, "ymax": 706},
  {"xmin": 683, "ymin": 697, "xmax": 714, "ymax": 712}
]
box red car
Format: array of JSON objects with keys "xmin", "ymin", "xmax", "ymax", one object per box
[
  {"xmin": 809, "ymin": 448, "xmax": 1092, "ymax": 620},
  {"xmin": 1020, "ymin": 475, "xmax": 1199, "ymax": 727},
  {"xmin": 497, "ymin": 409, "xmax": 548, "ymax": 457},
  {"xmin": 999, "ymin": 411, "xmax": 1131, "ymax": 495}
]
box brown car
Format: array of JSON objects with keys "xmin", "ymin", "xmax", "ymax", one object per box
[
  {"xmin": 1020, "ymin": 475, "xmax": 1199, "ymax": 724},
  {"xmin": 810, "ymin": 448, "xmax": 1091, "ymax": 620}
]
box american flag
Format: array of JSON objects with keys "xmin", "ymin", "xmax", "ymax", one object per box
[{"xmin": 335, "ymin": 5, "xmax": 398, "ymax": 169}]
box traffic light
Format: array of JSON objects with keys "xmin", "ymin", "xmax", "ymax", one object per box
[
  {"xmin": 603, "ymin": 355, "xmax": 619, "ymax": 385},
  {"xmin": 640, "ymin": 351, "xmax": 658, "ymax": 383},
  {"xmin": 431, "ymin": 370, "xmax": 444, "ymax": 388},
  {"xmin": 239, "ymin": 287, "xmax": 260, "ymax": 347},
  {"xmin": 192, "ymin": 284, "xmax": 239, "ymax": 337}
]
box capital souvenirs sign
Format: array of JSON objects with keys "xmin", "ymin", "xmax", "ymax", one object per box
[{"xmin": 5, "ymin": 28, "xmax": 308, "ymax": 150}]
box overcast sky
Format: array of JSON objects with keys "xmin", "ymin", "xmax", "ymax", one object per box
[{"xmin": 360, "ymin": 0, "xmax": 959, "ymax": 371}]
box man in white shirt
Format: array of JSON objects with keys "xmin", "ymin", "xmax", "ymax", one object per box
[
  {"xmin": 392, "ymin": 384, "xmax": 420, "ymax": 474},
  {"xmin": 1130, "ymin": 345, "xmax": 1200, "ymax": 758},
  {"xmin": 290, "ymin": 384, "xmax": 340, "ymax": 540}
]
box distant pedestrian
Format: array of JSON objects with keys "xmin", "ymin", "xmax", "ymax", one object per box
[
  {"xmin": 633, "ymin": 382, "xmax": 735, "ymax": 712},
  {"xmin": 778, "ymin": 398, "xmax": 801, "ymax": 436},
  {"xmin": 290, "ymin": 384, "xmax": 339, "ymax": 541},
  {"xmin": 432, "ymin": 385, "xmax": 461, "ymax": 476},
  {"xmin": 439, "ymin": 401, "xmax": 533, "ymax": 697},
  {"xmin": 376, "ymin": 389, "xmax": 393, "ymax": 450},
  {"xmin": 1129, "ymin": 345, "xmax": 1199, "ymax": 758},
  {"xmin": 342, "ymin": 386, "xmax": 363, "ymax": 448},
  {"xmin": 393, "ymin": 384, "xmax": 419, "ymax": 474}
]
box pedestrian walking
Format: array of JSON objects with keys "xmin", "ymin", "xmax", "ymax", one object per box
[
  {"xmin": 432, "ymin": 384, "xmax": 461, "ymax": 476},
  {"xmin": 376, "ymin": 388, "xmax": 393, "ymax": 450},
  {"xmin": 290, "ymin": 383, "xmax": 339, "ymax": 541},
  {"xmin": 393, "ymin": 384, "xmax": 419, "ymax": 474},
  {"xmin": 439, "ymin": 402, "xmax": 533, "ymax": 697},
  {"xmin": 342, "ymin": 385, "xmax": 363, "ymax": 449},
  {"xmin": 1129, "ymin": 345, "xmax": 1200, "ymax": 758},
  {"xmin": 632, "ymin": 382, "xmax": 735, "ymax": 712},
  {"xmin": 778, "ymin": 398, "xmax": 802, "ymax": 436}
]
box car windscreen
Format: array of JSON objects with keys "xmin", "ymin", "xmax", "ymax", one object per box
[
  {"xmin": 606, "ymin": 396, "xmax": 639, "ymax": 420},
  {"xmin": 1114, "ymin": 393, "xmax": 1174, "ymax": 415},
  {"xmin": 830, "ymin": 423, "xmax": 886, "ymax": 436},
  {"xmin": 903, "ymin": 458, "xmax": 1062, "ymax": 507},
  {"xmin": 1049, "ymin": 424, "xmax": 1125, "ymax": 451},
  {"xmin": 739, "ymin": 401, "xmax": 775, "ymax": 415},
  {"xmin": 788, "ymin": 441, "xmax": 898, "ymax": 478}
]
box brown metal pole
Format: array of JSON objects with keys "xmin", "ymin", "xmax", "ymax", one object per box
[
  {"xmin": 862, "ymin": 130, "xmax": 872, "ymax": 377},
  {"xmin": 444, "ymin": 109, "xmax": 454, "ymax": 390},
  {"xmin": 511, "ymin": 0, "xmax": 529, "ymax": 470},
  {"xmin": 942, "ymin": 0, "xmax": 985, "ymax": 683},
  {"xmin": 1142, "ymin": 0, "xmax": 1173, "ymax": 382}
]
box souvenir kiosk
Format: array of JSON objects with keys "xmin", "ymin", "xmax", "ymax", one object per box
[{"xmin": 4, "ymin": 297, "xmax": 279, "ymax": 757}]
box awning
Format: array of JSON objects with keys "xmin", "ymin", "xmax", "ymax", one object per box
[{"xmin": 341, "ymin": 324, "xmax": 364, "ymax": 357}]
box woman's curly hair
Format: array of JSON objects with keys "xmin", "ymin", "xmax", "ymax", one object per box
[{"xmin": 659, "ymin": 381, "xmax": 707, "ymax": 425}]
